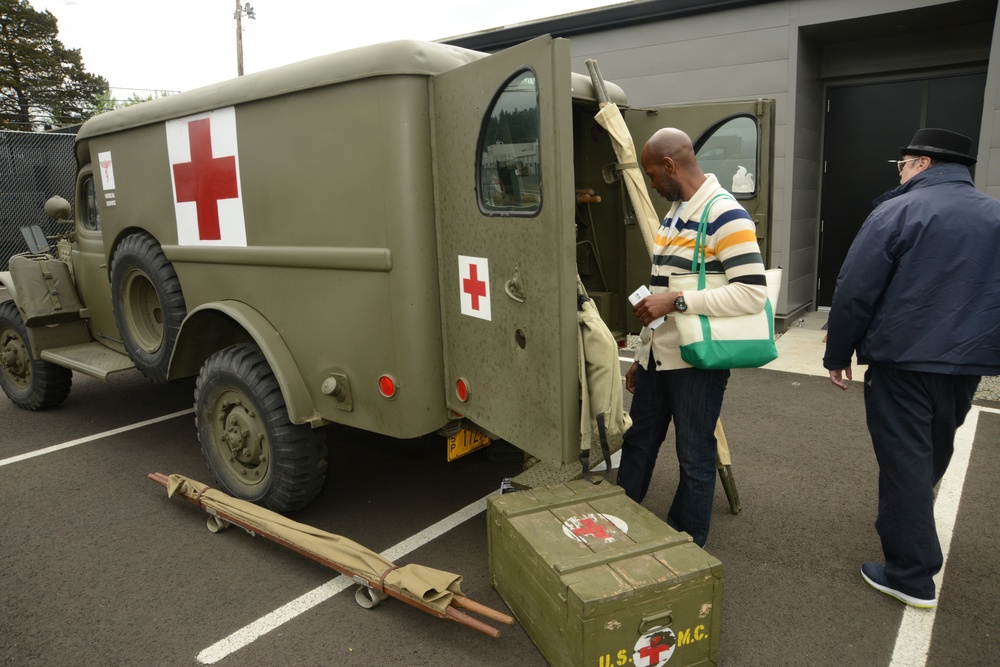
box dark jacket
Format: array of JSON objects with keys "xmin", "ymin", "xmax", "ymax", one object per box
[{"xmin": 824, "ymin": 163, "xmax": 1000, "ymax": 376}]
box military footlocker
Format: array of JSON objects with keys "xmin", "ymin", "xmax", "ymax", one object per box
[{"xmin": 488, "ymin": 480, "xmax": 723, "ymax": 667}]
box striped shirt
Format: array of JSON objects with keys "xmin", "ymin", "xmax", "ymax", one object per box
[{"xmin": 637, "ymin": 174, "xmax": 768, "ymax": 371}]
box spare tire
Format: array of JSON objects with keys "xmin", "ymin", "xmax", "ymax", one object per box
[{"xmin": 110, "ymin": 232, "xmax": 186, "ymax": 384}]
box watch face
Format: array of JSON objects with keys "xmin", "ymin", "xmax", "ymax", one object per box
[{"xmin": 674, "ymin": 296, "xmax": 687, "ymax": 312}]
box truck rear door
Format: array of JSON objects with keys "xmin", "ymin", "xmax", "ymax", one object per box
[
  {"xmin": 432, "ymin": 36, "xmax": 579, "ymax": 465},
  {"xmin": 621, "ymin": 100, "xmax": 776, "ymax": 307}
]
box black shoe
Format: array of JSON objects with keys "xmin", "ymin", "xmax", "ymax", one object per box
[{"xmin": 861, "ymin": 562, "xmax": 937, "ymax": 609}]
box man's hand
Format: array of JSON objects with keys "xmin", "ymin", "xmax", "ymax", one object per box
[
  {"xmin": 633, "ymin": 292, "xmax": 676, "ymax": 327},
  {"xmin": 829, "ymin": 367, "xmax": 852, "ymax": 391},
  {"xmin": 625, "ymin": 361, "xmax": 638, "ymax": 394}
]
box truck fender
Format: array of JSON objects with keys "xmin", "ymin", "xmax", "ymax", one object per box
[
  {"xmin": 169, "ymin": 301, "xmax": 321, "ymax": 427},
  {"xmin": 0, "ymin": 271, "xmax": 17, "ymax": 302}
]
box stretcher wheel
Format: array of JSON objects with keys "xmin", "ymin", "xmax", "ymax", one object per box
[
  {"xmin": 355, "ymin": 585, "xmax": 387, "ymax": 609},
  {"xmin": 206, "ymin": 515, "xmax": 230, "ymax": 533}
]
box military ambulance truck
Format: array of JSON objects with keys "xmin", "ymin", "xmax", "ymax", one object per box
[{"xmin": 0, "ymin": 36, "xmax": 773, "ymax": 512}]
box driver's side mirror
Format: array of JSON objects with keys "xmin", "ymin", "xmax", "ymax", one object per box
[{"xmin": 44, "ymin": 196, "xmax": 73, "ymax": 224}]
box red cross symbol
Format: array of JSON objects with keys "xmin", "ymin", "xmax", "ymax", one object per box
[
  {"xmin": 638, "ymin": 633, "xmax": 673, "ymax": 664},
  {"xmin": 172, "ymin": 118, "xmax": 239, "ymax": 241},
  {"xmin": 571, "ymin": 517, "xmax": 611, "ymax": 540},
  {"xmin": 463, "ymin": 263, "xmax": 487, "ymax": 311}
]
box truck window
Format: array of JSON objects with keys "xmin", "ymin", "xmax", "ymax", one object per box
[
  {"xmin": 81, "ymin": 176, "xmax": 101, "ymax": 231},
  {"xmin": 477, "ymin": 69, "xmax": 541, "ymax": 215},
  {"xmin": 695, "ymin": 115, "xmax": 758, "ymax": 198}
]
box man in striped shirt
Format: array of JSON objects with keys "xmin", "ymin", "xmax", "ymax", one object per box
[{"xmin": 618, "ymin": 127, "xmax": 767, "ymax": 547}]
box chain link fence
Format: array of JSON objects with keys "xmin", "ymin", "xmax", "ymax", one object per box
[{"xmin": 0, "ymin": 130, "xmax": 77, "ymax": 270}]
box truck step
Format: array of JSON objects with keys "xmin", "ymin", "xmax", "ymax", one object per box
[{"xmin": 40, "ymin": 343, "xmax": 135, "ymax": 380}]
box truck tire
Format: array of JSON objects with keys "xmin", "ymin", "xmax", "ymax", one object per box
[
  {"xmin": 110, "ymin": 232, "xmax": 186, "ymax": 384},
  {"xmin": 0, "ymin": 301, "xmax": 72, "ymax": 410},
  {"xmin": 195, "ymin": 343, "xmax": 328, "ymax": 513}
]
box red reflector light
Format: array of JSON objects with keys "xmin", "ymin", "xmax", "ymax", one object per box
[
  {"xmin": 456, "ymin": 378, "xmax": 469, "ymax": 402},
  {"xmin": 378, "ymin": 375, "xmax": 397, "ymax": 398}
]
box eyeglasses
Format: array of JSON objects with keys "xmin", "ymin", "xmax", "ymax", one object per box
[{"xmin": 892, "ymin": 157, "xmax": 923, "ymax": 173}]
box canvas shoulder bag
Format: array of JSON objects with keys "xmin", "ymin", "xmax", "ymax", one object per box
[{"xmin": 668, "ymin": 194, "xmax": 780, "ymax": 370}]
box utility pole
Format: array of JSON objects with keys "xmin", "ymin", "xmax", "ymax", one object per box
[{"xmin": 234, "ymin": 1, "xmax": 256, "ymax": 76}]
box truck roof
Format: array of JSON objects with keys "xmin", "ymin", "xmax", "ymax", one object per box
[
  {"xmin": 78, "ymin": 40, "xmax": 486, "ymax": 140},
  {"xmin": 78, "ymin": 39, "xmax": 625, "ymax": 141}
]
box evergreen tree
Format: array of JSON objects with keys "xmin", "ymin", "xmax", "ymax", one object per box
[{"xmin": 0, "ymin": 0, "xmax": 108, "ymax": 131}]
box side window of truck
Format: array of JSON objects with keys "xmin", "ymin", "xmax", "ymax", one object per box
[
  {"xmin": 695, "ymin": 115, "xmax": 759, "ymax": 199},
  {"xmin": 477, "ymin": 69, "xmax": 541, "ymax": 215},
  {"xmin": 81, "ymin": 175, "xmax": 101, "ymax": 231}
]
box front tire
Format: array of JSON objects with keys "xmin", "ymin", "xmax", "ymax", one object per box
[
  {"xmin": 110, "ymin": 232, "xmax": 186, "ymax": 384},
  {"xmin": 195, "ymin": 343, "xmax": 328, "ymax": 513},
  {"xmin": 0, "ymin": 301, "xmax": 72, "ymax": 410}
]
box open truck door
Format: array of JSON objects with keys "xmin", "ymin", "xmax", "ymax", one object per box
[
  {"xmin": 432, "ymin": 36, "xmax": 580, "ymax": 466},
  {"xmin": 620, "ymin": 100, "xmax": 776, "ymax": 324}
]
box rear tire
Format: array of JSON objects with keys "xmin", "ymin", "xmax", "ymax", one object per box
[
  {"xmin": 0, "ymin": 301, "xmax": 72, "ymax": 410},
  {"xmin": 195, "ymin": 343, "xmax": 328, "ymax": 513},
  {"xmin": 110, "ymin": 232, "xmax": 186, "ymax": 384}
]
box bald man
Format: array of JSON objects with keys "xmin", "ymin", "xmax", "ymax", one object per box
[{"xmin": 618, "ymin": 128, "xmax": 767, "ymax": 547}]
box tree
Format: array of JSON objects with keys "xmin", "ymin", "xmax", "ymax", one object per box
[
  {"xmin": 0, "ymin": 0, "xmax": 108, "ymax": 131},
  {"xmin": 93, "ymin": 89, "xmax": 172, "ymax": 115}
]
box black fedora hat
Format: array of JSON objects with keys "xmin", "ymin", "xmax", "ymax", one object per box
[{"xmin": 900, "ymin": 128, "xmax": 976, "ymax": 165}]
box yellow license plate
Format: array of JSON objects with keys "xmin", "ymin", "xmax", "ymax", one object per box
[{"xmin": 446, "ymin": 427, "xmax": 492, "ymax": 461}]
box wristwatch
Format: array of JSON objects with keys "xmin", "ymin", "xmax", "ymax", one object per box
[{"xmin": 673, "ymin": 294, "xmax": 687, "ymax": 312}]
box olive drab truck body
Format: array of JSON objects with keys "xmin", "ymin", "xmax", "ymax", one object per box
[{"xmin": 0, "ymin": 36, "xmax": 774, "ymax": 512}]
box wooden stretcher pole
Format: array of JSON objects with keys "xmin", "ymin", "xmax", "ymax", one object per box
[
  {"xmin": 715, "ymin": 420, "xmax": 731, "ymax": 466},
  {"xmin": 714, "ymin": 422, "xmax": 742, "ymax": 515},
  {"xmin": 147, "ymin": 472, "xmax": 514, "ymax": 638}
]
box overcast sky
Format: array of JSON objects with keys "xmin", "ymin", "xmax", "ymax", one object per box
[{"xmin": 30, "ymin": 0, "xmax": 622, "ymax": 97}]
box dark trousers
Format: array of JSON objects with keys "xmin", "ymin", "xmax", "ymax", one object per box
[
  {"xmin": 617, "ymin": 358, "xmax": 729, "ymax": 547},
  {"xmin": 863, "ymin": 365, "xmax": 979, "ymax": 598}
]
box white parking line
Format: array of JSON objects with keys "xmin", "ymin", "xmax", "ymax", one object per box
[
  {"xmin": 197, "ymin": 492, "xmax": 493, "ymax": 664},
  {"xmin": 889, "ymin": 405, "xmax": 981, "ymax": 666},
  {"xmin": 0, "ymin": 408, "xmax": 195, "ymax": 467}
]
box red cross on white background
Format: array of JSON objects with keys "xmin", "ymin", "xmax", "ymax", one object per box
[
  {"xmin": 562, "ymin": 513, "xmax": 627, "ymax": 543},
  {"xmin": 571, "ymin": 517, "xmax": 612, "ymax": 540},
  {"xmin": 458, "ymin": 256, "xmax": 491, "ymax": 321},
  {"xmin": 166, "ymin": 107, "xmax": 247, "ymax": 247},
  {"xmin": 172, "ymin": 118, "xmax": 238, "ymax": 241},
  {"xmin": 463, "ymin": 263, "xmax": 487, "ymax": 310},
  {"xmin": 634, "ymin": 628, "xmax": 676, "ymax": 667}
]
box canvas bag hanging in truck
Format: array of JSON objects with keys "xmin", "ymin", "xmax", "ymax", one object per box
[{"xmin": 0, "ymin": 35, "xmax": 774, "ymax": 512}]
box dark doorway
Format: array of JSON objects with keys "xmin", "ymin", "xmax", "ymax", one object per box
[{"xmin": 816, "ymin": 72, "xmax": 987, "ymax": 306}]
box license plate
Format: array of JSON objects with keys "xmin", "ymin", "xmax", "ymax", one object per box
[{"xmin": 446, "ymin": 427, "xmax": 492, "ymax": 461}]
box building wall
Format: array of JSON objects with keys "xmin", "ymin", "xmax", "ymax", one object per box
[
  {"xmin": 980, "ymin": 7, "xmax": 1000, "ymax": 200},
  {"xmin": 550, "ymin": 0, "xmax": 993, "ymax": 319}
]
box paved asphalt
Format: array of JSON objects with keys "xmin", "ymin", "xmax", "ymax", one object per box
[{"xmin": 2, "ymin": 301, "xmax": 999, "ymax": 666}]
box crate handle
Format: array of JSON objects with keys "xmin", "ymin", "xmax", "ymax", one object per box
[{"xmin": 639, "ymin": 610, "xmax": 673, "ymax": 633}]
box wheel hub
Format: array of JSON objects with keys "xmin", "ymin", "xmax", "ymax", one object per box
[
  {"xmin": 0, "ymin": 331, "xmax": 30, "ymax": 387},
  {"xmin": 214, "ymin": 392, "xmax": 268, "ymax": 483},
  {"xmin": 123, "ymin": 268, "xmax": 164, "ymax": 353}
]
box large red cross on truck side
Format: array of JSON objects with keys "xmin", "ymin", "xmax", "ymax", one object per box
[{"xmin": 172, "ymin": 118, "xmax": 239, "ymax": 241}]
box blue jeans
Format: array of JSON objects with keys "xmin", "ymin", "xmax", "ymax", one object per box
[{"xmin": 617, "ymin": 357, "xmax": 729, "ymax": 547}]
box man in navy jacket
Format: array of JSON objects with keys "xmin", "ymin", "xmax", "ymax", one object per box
[{"xmin": 824, "ymin": 128, "xmax": 1000, "ymax": 609}]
